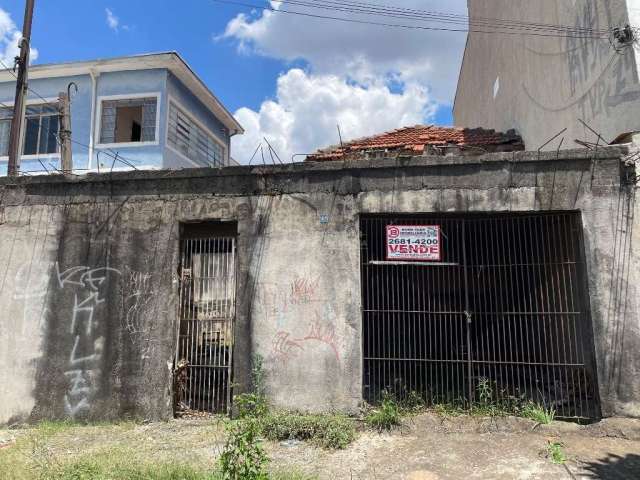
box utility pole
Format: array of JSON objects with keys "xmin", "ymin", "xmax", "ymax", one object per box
[
  {"xmin": 7, "ymin": 0, "xmax": 35, "ymax": 177},
  {"xmin": 58, "ymin": 91, "xmax": 72, "ymax": 174}
]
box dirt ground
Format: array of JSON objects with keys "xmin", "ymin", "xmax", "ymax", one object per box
[{"xmin": 1, "ymin": 413, "xmax": 640, "ymax": 479}]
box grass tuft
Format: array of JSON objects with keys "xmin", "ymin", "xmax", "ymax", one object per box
[
  {"xmin": 521, "ymin": 403, "xmax": 555, "ymax": 425},
  {"xmin": 546, "ymin": 441, "xmax": 567, "ymax": 465},
  {"xmin": 259, "ymin": 411, "xmax": 356, "ymax": 449},
  {"xmin": 45, "ymin": 459, "xmax": 215, "ymax": 480},
  {"xmin": 364, "ymin": 397, "xmax": 401, "ymax": 432}
]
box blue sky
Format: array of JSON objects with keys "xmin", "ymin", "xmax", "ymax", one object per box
[{"xmin": 0, "ymin": 0, "xmax": 468, "ymax": 162}]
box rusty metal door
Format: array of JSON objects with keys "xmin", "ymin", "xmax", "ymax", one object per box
[
  {"xmin": 175, "ymin": 234, "xmax": 236, "ymax": 414},
  {"xmin": 360, "ymin": 212, "xmax": 600, "ymax": 420}
]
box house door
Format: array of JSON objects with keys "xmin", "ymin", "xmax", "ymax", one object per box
[
  {"xmin": 175, "ymin": 224, "xmax": 236, "ymax": 415},
  {"xmin": 360, "ymin": 212, "xmax": 600, "ymax": 420}
]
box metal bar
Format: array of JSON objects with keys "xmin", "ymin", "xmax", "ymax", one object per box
[
  {"xmin": 362, "ymin": 357, "xmax": 588, "ymax": 367},
  {"xmin": 462, "ymin": 219, "xmax": 472, "ymax": 405},
  {"xmin": 369, "ymin": 260, "xmax": 460, "ymax": 266}
]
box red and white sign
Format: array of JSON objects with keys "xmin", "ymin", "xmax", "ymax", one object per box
[{"xmin": 386, "ymin": 225, "xmax": 441, "ymax": 261}]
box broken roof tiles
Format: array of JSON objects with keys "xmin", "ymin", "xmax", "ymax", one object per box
[{"xmin": 307, "ymin": 125, "xmax": 524, "ymax": 161}]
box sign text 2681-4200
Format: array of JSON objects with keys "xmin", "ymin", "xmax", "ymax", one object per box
[{"xmin": 386, "ymin": 225, "xmax": 441, "ymax": 261}]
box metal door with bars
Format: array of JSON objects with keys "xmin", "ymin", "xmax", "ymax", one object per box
[
  {"xmin": 175, "ymin": 230, "xmax": 236, "ymax": 414},
  {"xmin": 360, "ymin": 212, "xmax": 600, "ymax": 420}
]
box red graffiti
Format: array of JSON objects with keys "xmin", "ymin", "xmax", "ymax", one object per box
[{"xmin": 289, "ymin": 276, "xmax": 319, "ymax": 305}]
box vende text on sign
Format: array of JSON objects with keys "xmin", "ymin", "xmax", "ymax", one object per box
[{"xmin": 386, "ymin": 225, "xmax": 441, "ymax": 261}]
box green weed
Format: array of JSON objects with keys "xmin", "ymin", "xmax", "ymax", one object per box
[
  {"xmin": 235, "ymin": 355, "xmax": 269, "ymax": 419},
  {"xmin": 219, "ymin": 419, "xmax": 269, "ymax": 480},
  {"xmin": 521, "ymin": 403, "xmax": 555, "ymax": 425},
  {"xmin": 259, "ymin": 411, "xmax": 356, "ymax": 449},
  {"xmin": 546, "ymin": 441, "xmax": 567, "ymax": 465},
  {"xmin": 365, "ymin": 396, "xmax": 401, "ymax": 432}
]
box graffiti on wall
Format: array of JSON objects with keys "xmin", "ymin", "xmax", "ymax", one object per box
[
  {"xmin": 271, "ymin": 319, "xmax": 340, "ymax": 365},
  {"xmin": 11, "ymin": 261, "xmax": 158, "ymax": 418},
  {"xmin": 258, "ymin": 275, "xmax": 341, "ymax": 368},
  {"xmin": 62, "ymin": 265, "xmax": 120, "ymax": 418},
  {"xmin": 123, "ymin": 270, "xmax": 161, "ymax": 360}
]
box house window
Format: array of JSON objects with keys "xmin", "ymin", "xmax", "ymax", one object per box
[
  {"xmin": 168, "ymin": 102, "xmax": 225, "ymax": 167},
  {"xmin": 99, "ymin": 97, "xmax": 157, "ymax": 145},
  {"xmin": 0, "ymin": 103, "xmax": 60, "ymax": 157}
]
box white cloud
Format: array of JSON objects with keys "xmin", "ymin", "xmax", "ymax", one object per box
[
  {"xmin": 223, "ymin": 1, "xmax": 468, "ymax": 163},
  {"xmin": 223, "ymin": 1, "xmax": 467, "ymax": 103},
  {"xmin": 0, "ymin": 8, "xmax": 38, "ymax": 67},
  {"xmin": 232, "ymin": 68, "xmax": 435, "ymax": 164},
  {"xmin": 105, "ymin": 8, "xmax": 119, "ymax": 31},
  {"xmin": 105, "ymin": 8, "xmax": 132, "ymax": 33}
]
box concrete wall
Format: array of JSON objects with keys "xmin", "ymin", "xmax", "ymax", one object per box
[
  {"xmin": 454, "ymin": 0, "xmax": 640, "ymax": 150},
  {"xmin": 0, "ymin": 147, "xmax": 639, "ymax": 424}
]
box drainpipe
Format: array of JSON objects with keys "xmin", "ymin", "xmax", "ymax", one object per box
[{"xmin": 88, "ymin": 70, "xmax": 99, "ymax": 170}]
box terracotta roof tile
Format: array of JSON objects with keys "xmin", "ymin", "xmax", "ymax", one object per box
[{"xmin": 307, "ymin": 125, "xmax": 524, "ymax": 161}]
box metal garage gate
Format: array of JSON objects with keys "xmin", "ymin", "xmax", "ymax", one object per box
[
  {"xmin": 360, "ymin": 212, "xmax": 600, "ymax": 420},
  {"xmin": 175, "ymin": 224, "xmax": 237, "ymax": 415}
]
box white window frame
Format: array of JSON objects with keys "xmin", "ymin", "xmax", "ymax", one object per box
[
  {"xmin": 0, "ymin": 97, "xmax": 61, "ymax": 162},
  {"xmin": 95, "ymin": 92, "xmax": 161, "ymax": 149},
  {"xmin": 165, "ymin": 95, "xmax": 228, "ymax": 167}
]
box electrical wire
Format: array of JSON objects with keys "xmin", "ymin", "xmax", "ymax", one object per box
[
  {"xmin": 266, "ymin": 0, "xmax": 612, "ymax": 36},
  {"xmin": 212, "ymin": 0, "xmax": 611, "ymax": 39},
  {"xmin": 0, "ymin": 58, "xmax": 57, "ymax": 106},
  {"xmin": 0, "ymin": 58, "xmax": 139, "ymax": 172}
]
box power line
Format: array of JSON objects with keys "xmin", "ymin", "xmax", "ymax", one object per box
[
  {"xmin": 0, "ymin": 57, "xmax": 57, "ymax": 105},
  {"xmin": 279, "ymin": 0, "xmax": 612, "ymax": 34},
  {"xmin": 0, "ymin": 58, "xmax": 139, "ymax": 172},
  {"xmin": 212, "ymin": 0, "xmax": 610, "ymax": 39},
  {"xmin": 266, "ymin": 0, "xmax": 612, "ymax": 36}
]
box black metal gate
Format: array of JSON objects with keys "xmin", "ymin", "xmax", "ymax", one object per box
[
  {"xmin": 360, "ymin": 212, "xmax": 600, "ymax": 420},
  {"xmin": 175, "ymin": 227, "xmax": 236, "ymax": 415}
]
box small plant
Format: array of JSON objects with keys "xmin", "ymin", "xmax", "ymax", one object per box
[
  {"xmin": 521, "ymin": 402, "xmax": 555, "ymax": 424},
  {"xmin": 219, "ymin": 419, "xmax": 269, "ymax": 480},
  {"xmin": 546, "ymin": 441, "xmax": 567, "ymax": 465},
  {"xmin": 235, "ymin": 392, "xmax": 269, "ymax": 419},
  {"xmin": 365, "ymin": 394, "xmax": 401, "ymax": 431},
  {"xmin": 477, "ymin": 377, "xmax": 493, "ymax": 406},
  {"xmin": 400, "ymin": 391, "xmax": 425, "ymax": 413},
  {"xmin": 432, "ymin": 401, "xmax": 465, "ymax": 417},
  {"xmin": 235, "ymin": 355, "xmax": 268, "ymax": 419},
  {"xmin": 259, "ymin": 411, "xmax": 356, "ymax": 449}
]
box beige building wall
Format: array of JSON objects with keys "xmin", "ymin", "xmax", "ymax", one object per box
[{"xmin": 454, "ymin": 0, "xmax": 640, "ymax": 150}]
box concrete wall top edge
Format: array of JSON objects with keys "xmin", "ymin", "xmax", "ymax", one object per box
[{"xmin": 0, "ymin": 146, "xmax": 629, "ymax": 188}]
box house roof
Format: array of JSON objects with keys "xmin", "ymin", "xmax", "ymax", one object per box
[
  {"xmin": 0, "ymin": 52, "xmax": 243, "ymax": 135},
  {"xmin": 307, "ymin": 125, "xmax": 524, "ymax": 161}
]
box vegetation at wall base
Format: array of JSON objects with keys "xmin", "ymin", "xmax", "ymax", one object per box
[
  {"xmin": 364, "ymin": 396, "xmax": 401, "ymax": 432},
  {"xmin": 521, "ymin": 403, "xmax": 555, "ymax": 425},
  {"xmin": 259, "ymin": 411, "xmax": 356, "ymax": 450},
  {"xmin": 233, "ymin": 355, "xmax": 357, "ymax": 450}
]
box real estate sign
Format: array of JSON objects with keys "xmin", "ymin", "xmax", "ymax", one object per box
[{"xmin": 386, "ymin": 225, "xmax": 441, "ymax": 261}]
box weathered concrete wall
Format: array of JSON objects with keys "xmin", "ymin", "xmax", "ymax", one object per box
[
  {"xmin": 1, "ymin": 147, "xmax": 639, "ymax": 424},
  {"xmin": 454, "ymin": 0, "xmax": 639, "ymax": 150}
]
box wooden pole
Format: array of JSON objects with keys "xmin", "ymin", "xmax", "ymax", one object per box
[{"xmin": 59, "ymin": 92, "xmax": 72, "ymax": 174}]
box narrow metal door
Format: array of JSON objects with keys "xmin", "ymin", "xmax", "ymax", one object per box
[{"xmin": 175, "ymin": 235, "xmax": 236, "ymax": 414}]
